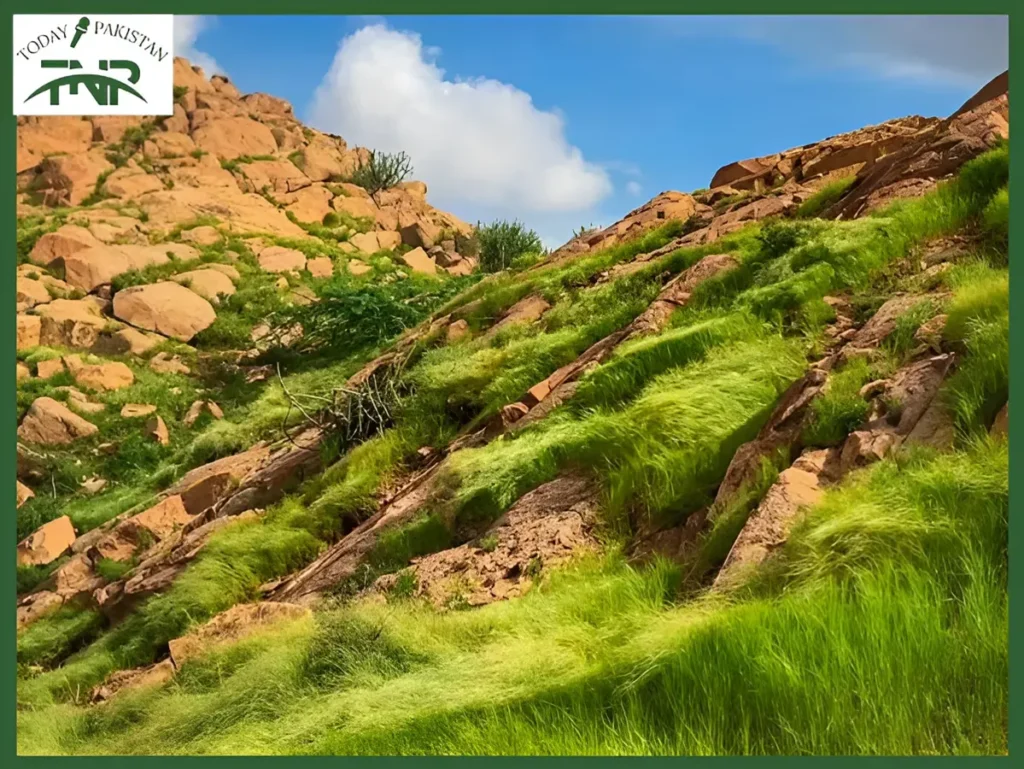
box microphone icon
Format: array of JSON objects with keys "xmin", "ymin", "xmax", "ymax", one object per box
[{"xmin": 71, "ymin": 17, "xmax": 90, "ymax": 49}]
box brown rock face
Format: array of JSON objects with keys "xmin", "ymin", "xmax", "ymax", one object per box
[
  {"xmin": 400, "ymin": 246, "xmax": 437, "ymax": 275},
  {"xmin": 172, "ymin": 269, "xmax": 237, "ymax": 303},
  {"xmin": 113, "ymin": 282, "xmax": 217, "ymax": 341},
  {"xmin": 18, "ymin": 397, "xmax": 98, "ymax": 445},
  {"xmin": 17, "ymin": 591, "xmax": 64, "ymax": 631},
  {"xmin": 35, "ymin": 149, "xmax": 114, "ymax": 206},
  {"xmin": 147, "ymin": 416, "xmax": 170, "ymax": 446},
  {"xmin": 35, "ymin": 298, "xmax": 108, "ymax": 349},
  {"xmin": 91, "ymin": 659, "xmax": 175, "ymax": 703},
  {"xmin": 17, "ymin": 515, "xmax": 76, "ymax": 566},
  {"xmin": 991, "ymin": 402, "xmax": 1009, "ymax": 438},
  {"xmin": 64, "ymin": 355, "xmax": 135, "ymax": 392},
  {"xmin": 191, "ymin": 116, "xmax": 278, "ymax": 160},
  {"xmin": 28, "ymin": 224, "xmax": 100, "ymax": 266},
  {"xmin": 17, "ymin": 480, "xmax": 35, "ymax": 508},
  {"xmin": 168, "ymin": 445, "xmax": 272, "ymax": 516},
  {"xmin": 375, "ymin": 475, "xmax": 599, "ymax": 608},
  {"xmin": 258, "ymin": 246, "xmax": 307, "ymax": 273},
  {"xmin": 168, "ymin": 602, "xmax": 311, "ymax": 667},
  {"xmin": 17, "ymin": 314, "xmax": 41, "ymax": 350},
  {"xmin": 61, "ymin": 243, "xmax": 197, "ymax": 293},
  {"xmin": 16, "ymin": 277, "xmax": 53, "ymax": 311},
  {"xmin": 305, "ymin": 256, "xmax": 334, "ymax": 278},
  {"xmin": 714, "ymin": 449, "xmax": 832, "ymax": 589}
]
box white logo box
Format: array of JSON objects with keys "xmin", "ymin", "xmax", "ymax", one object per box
[{"xmin": 13, "ymin": 14, "xmax": 174, "ymax": 116}]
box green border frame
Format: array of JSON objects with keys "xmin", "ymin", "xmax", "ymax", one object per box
[{"xmin": 4, "ymin": 3, "xmax": 1016, "ymax": 761}]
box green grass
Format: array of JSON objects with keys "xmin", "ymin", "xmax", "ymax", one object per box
[
  {"xmin": 801, "ymin": 357, "xmax": 874, "ymax": 447},
  {"xmin": 17, "ymin": 439, "xmax": 1006, "ymax": 755},
  {"xmin": 795, "ymin": 175, "xmax": 857, "ymax": 218}
]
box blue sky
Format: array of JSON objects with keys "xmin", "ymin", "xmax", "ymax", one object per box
[{"xmin": 175, "ymin": 15, "xmax": 1008, "ymax": 246}]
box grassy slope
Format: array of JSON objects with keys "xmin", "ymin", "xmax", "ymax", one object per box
[{"xmin": 16, "ymin": 145, "xmax": 1009, "ymax": 754}]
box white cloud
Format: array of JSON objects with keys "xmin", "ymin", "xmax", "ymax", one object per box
[
  {"xmin": 645, "ymin": 15, "xmax": 1007, "ymax": 88},
  {"xmin": 625, "ymin": 180, "xmax": 643, "ymax": 197},
  {"xmin": 308, "ymin": 24, "xmax": 612, "ymax": 215},
  {"xmin": 174, "ymin": 16, "xmax": 224, "ymax": 77}
]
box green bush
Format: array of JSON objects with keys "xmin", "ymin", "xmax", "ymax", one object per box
[
  {"xmin": 347, "ymin": 150, "xmax": 413, "ymax": 201},
  {"xmin": 476, "ymin": 220, "xmax": 543, "ymax": 273}
]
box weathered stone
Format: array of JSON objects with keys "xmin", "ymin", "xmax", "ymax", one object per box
[
  {"xmin": 64, "ymin": 355, "xmax": 135, "ymax": 392},
  {"xmin": 18, "ymin": 397, "xmax": 98, "ymax": 445},
  {"xmin": 113, "ymin": 282, "xmax": 216, "ymax": 341},
  {"xmin": 121, "ymin": 403, "xmax": 157, "ymax": 418},
  {"xmin": 17, "ymin": 515, "xmax": 76, "ymax": 566},
  {"xmin": 171, "ymin": 269, "xmax": 237, "ymax": 304},
  {"xmin": 168, "ymin": 602, "xmax": 311, "ymax": 667},
  {"xmin": 16, "ymin": 480, "xmax": 35, "ymax": 509},
  {"xmin": 147, "ymin": 415, "xmax": 170, "ymax": 446},
  {"xmin": 258, "ymin": 246, "xmax": 307, "ymax": 273}
]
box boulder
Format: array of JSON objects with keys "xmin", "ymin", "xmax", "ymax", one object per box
[
  {"xmin": 305, "ymin": 256, "xmax": 334, "ymax": 278},
  {"xmin": 239, "ymin": 159, "xmax": 311, "ymax": 194},
  {"xmin": 171, "ymin": 268, "xmax": 237, "ymax": 303},
  {"xmin": 17, "ymin": 591, "xmax": 64, "ymax": 631},
  {"xmin": 35, "ymin": 298, "xmax": 108, "ymax": 349},
  {"xmin": 35, "ymin": 149, "xmax": 114, "ymax": 206},
  {"xmin": 16, "ymin": 480, "xmax": 35, "ymax": 508},
  {"xmin": 62, "ymin": 243, "xmax": 197, "ymax": 293},
  {"xmin": 149, "ymin": 352, "xmax": 191, "ymax": 375},
  {"xmin": 991, "ymin": 403, "xmax": 1009, "ymax": 438},
  {"xmin": 35, "ymin": 358, "xmax": 65, "ymax": 379},
  {"xmin": 168, "ymin": 445, "xmax": 272, "ymax": 516},
  {"xmin": 121, "ymin": 403, "xmax": 157, "ymax": 418},
  {"xmin": 90, "ymin": 659, "xmax": 175, "ymax": 703},
  {"xmin": 18, "ymin": 397, "xmax": 98, "ymax": 445},
  {"xmin": 92, "ymin": 327, "xmax": 163, "ymax": 356},
  {"xmin": 59, "ymin": 385, "xmax": 106, "ymax": 414},
  {"xmin": 17, "ymin": 515, "xmax": 76, "ymax": 566},
  {"xmin": 104, "ymin": 168, "xmax": 165, "ymax": 199},
  {"xmin": 113, "ymin": 282, "xmax": 216, "ymax": 341},
  {"xmin": 16, "ymin": 314, "xmax": 41, "ymax": 350},
  {"xmin": 17, "ymin": 116, "xmax": 93, "ymax": 172},
  {"xmin": 16, "ymin": 276, "xmax": 53, "ymax": 310},
  {"xmin": 205, "ymin": 263, "xmax": 241, "ymax": 282},
  {"xmin": 191, "ymin": 117, "xmax": 278, "ymax": 160},
  {"xmin": 283, "ymin": 185, "xmax": 334, "ymax": 224},
  {"xmin": 147, "ymin": 415, "xmax": 170, "ymax": 446},
  {"xmin": 400, "ymin": 246, "xmax": 437, "ymax": 275},
  {"xmin": 16, "ymin": 361, "xmax": 31, "ymax": 381},
  {"xmin": 332, "ymin": 194, "xmax": 379, "ymax": 222},
  {"xmin": 64, "ymin": 355, "xmax": 135, "ymax": 392},
  {"xmin": 180, "ymin": 225, "xmax": 222, "ymax": 246},
  {"xmin": 347, "ymin": 260, "xmax": 372, "ymax": 276},
  {"xmin": 400, "ymin": 220, "xmax": 441, "ymax": 249},
  {"xmin": 28, "ymin": 224, "xmax": 100, "ymax": 266},
  {"xmin": 447, "ymin": 319, "xmax": 471, "ymax": 342},
  {"xmin": 258, "ymin": 246, "xmax": 307, "ymax": 273},
  {"xmin": 54, "ymin": 553, "xmax": 104, "ymax": 599}
]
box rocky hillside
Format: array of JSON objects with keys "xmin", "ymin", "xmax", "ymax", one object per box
[{"xmin": 15, "ymin": 67, "xmax": 1009, "ymax": 756}]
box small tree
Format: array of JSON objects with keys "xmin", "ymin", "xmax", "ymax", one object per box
[
  {"xmin": 476, "ymin": 220, "xmax": 543, "ymax": 273},
  {"xmin": 348, "ymin": 150, "xmax": 413, "ymax": 203}
]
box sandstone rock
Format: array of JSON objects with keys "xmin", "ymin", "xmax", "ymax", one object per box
[
  {"xmin": 169, "ymin": 602, "xmax": 311, "ymax": 667},
  {"xmin": 205, "ymin": 263, "xmax": 241, "ymax": 282},
  {"xmin": 17, "ymin": 314, "xmax": 41, "ymax": 350},
  {"xmin": 16, "ymin": 276, "xmax": 53, "ymax": 310},
  {"xmin": 347, "ymin": 260, "xmax": 372, "ymax": 276},
  {"xmin": 258, "ymin": 246, "xmax": 307, "ymax": 273},
  {"xmin": 306, "ymin": 256, "xmax": 334, "ymax": 278},
  {"xmin": 104, "ymin": 167, "xmax": 164, "ymax": 199},
  {"xmin": 147, "ymin": 415, "xmax": 170, "ymax": 446},
  {"xmin": 17, "ymin": 116, "xmax": 93, "ymax": 172},
  {"xmin": 714, "ymin": 450, "xmax": 832, "ymax": 589},
  {"xmin": 143, "ymin": 130, "xmax": 196, "ymax": 158},
  {"xmin": 121, "ymin": 403, "xmax": 157, "ymax": 418},
  {"xmin": 91, "ymin": 659, "xmax": 175, "ymax": 703},
  {"xmin": 283, "ymin": 185, "xmax": 334, "ymax": 224},
  {"xmin": 17, "ymin": 361, "xmax": 31, "ymax": 381},
  {"xmin": 242, "ymin": 92, "xmax": 294, "ymax": 117},
  {"xmin": 138, "ymin": 187, "xmax": 306, "ymax": 239},
  {"xmin": 59, "ymin": 385, "xmax": 106, "ymax": 414},
  {"xmin": 54, "ymin": 553, "xmax": 104, "ymax": 599},
  {"xmin": 349, "ymin": 231, "xmax": 381, "ymax": 254},
  {"xmin": 400, "ymin": 220, "xmax": 441, "ymax": 249},
  {"xmin": 400, "ymin": 246, "xmax": 437, "ymax": 275},
  {"xmin": 149, "ymin": 352, "xmax": 191, "ymax": 375},
  {"xmin": 168, "ymin": 445, "xmax": 272, "ymax": 516},
  {"xmin": 490, "ymin": 294, "xmax": 550, "ymax": 336},
  {"xmin": 182, "ymin": 400, "xmax": 223, "ymax": 427},
  {"xmin": 18, "ymin": 397, "xmax": 98, "ymax": 445},
  {"xmin": 16, "ymin": 480, "xmax": 35, "ymax": 508},
  {"xmin": 92, "ymin": 327, "xmax": 163, "ymax": 356},
  {"xmin": 17, "ymin": 591, "xmax": 63, "ymax": 631},
  {"xmin": 332, "ymin": 194, "xmax": 379, "ymax": 222},
  {"xmin": 172, "ymin": 269, "xmax": 237, "ymax": 303},
  {"xmin": 239, "ymin": 159, "xmax": 311, "ymax": 195},
  {"xmin": 34, "ymin": 299, "xmax": 108, "ymax": 349},
  {"xmin": 180, "ymin": 225, "xmax": 222, "ymax": 246},
  {"xmin": 64, "ymin": 355, "xmax": 134, "ymax": 392},
  {"xmin": 36, "ymin": 358, "xmax": 65, "ymax": 379},
  {"xmin": 28, "ymin": 224, "xmax": 100, "ymax": 266},
  {"xmin": 377, "ymin": 231, "xmax": 402, "ymax": 251},
  {"xmin": 113, "ymin": 282, "xmax": 216, "ymax": 341},
  {"xmin": 446, "ymin": 319, "xmax": 471, "ymax": 343},
  {"xmin": 35, "ymin": 149, "xmax": 113, "ymax": 206},
  {"xmin": 61, "ymin": 242, "xmax": 197, "ymax": 293},
  {"xmin": 191, "ymin": 117, "xmax": 278, "ymax": 160},
  {"xmin": 17, "ymin": 515, "xmax": 76, "ymax": 566}
]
